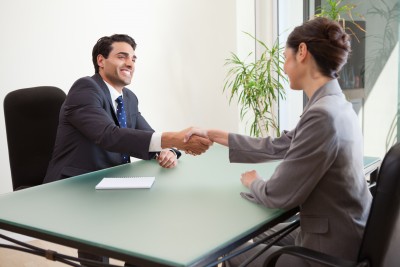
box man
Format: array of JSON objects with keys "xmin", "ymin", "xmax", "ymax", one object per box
[
  {"xmin": 43, "ymin": 34, "xmax": 212, "ymax": 266},
  {"xmin": 44, "ymin": 34, "xmax": 211, "ymax": 184}
]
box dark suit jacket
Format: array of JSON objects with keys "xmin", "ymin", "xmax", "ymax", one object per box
[{"xmin": 44, "ymin": 74, "xmax": 162, "ymax": 183}]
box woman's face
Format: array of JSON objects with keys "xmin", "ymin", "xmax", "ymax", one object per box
[{"xmin": 283, "ymin": 47, "xmax": 302, "ymax": 90}]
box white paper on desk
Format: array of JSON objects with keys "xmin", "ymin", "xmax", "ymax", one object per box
[{"xmin": 95, "ymin": 177, "xmax": 155, "ymax": 190}]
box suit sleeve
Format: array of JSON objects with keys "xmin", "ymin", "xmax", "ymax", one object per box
[
  {"xmin": 228, "ymin": 130, "xmax": 293, "ymax": 163},
  {"xmin": 247, "ymin": 107, "xmax": 339, "ymax": 209},
  {"xmin": 64, "ymin": 77, "xmax": 154, "ymax": 160}
]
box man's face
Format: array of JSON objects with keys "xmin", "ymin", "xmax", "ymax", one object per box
[{"xmin": 97, "ymin": 42, "xmax": 137, "ymax": 92}]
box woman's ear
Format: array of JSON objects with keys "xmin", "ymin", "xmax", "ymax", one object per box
[{"xmin": 297, "ymin": 42, "xmax": 308, "ymax": 62}]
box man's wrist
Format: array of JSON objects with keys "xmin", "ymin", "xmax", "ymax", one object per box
[
  {"xmin": 169, "ymin": 148, "xmax": 178, "ymax": 157},
  {"xmin": 161, "ymin": 132, "xmax": 180, "ymax": 149}
]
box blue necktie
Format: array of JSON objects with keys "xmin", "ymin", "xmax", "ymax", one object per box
[{"xmin": 116, "ymin": 96, "xmax": 130, "ymax": 164}]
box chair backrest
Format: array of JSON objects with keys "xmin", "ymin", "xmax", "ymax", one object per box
[
  {"xmin": 4, "ymin": 86, "xmax": 66, "ymax": 191},
  {"xmin": 358, "ymin": 142, "xmax": 400, "ymax": 267}
]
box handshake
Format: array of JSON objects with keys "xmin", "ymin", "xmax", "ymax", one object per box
[{"xmin": 161, "ymin": 127, "xmax": 213, "ymax": 156}]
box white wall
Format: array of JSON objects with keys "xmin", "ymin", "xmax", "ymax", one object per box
[
  {"xmin": 0, "ymin": 0, "xmax": 239, "ymax": 194},
  {"xmin": 235, "ymin": 0, "xmax": 256, "ymax": 135}
]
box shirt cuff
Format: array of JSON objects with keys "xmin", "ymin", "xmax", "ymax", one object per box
[{"xmin": 149, "ymin": 132, "xmax": 162, "ymax": 152}]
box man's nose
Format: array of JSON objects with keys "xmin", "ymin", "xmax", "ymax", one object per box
[{"xmin": 125, "ymin": 58, "xmax": 134, "ymax": 67}]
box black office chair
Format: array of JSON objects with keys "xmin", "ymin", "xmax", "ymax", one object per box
[
  {"xmin": 4, "ymin": 86, "xmax": 66, "ymax": 191},
  {"xmin": 263, "ymin": 143, "xmax": 400, "ymax": 267}
]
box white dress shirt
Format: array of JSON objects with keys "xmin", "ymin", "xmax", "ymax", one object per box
[{"xmin": 105, "ymin": 81, "xmax": 162, "ymax": 152}]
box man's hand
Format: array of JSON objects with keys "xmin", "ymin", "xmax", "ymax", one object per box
[
  {"xmin": 161, "ymin": 128, "xmax": 213, "ymax": 155},
  {"xmin": 184, "ymin": 134, "xmax": 212, "ymax": 155},
  {"xmin": 157, "ymin": 149, "xmax": 177, "ymax": 169},
  {"xmin": 183, "ymin": 127, "xmax": 229, "ymax": 147}
]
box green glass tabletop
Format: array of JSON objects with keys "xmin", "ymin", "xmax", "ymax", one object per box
[
  {"xmin": 0, "ymin": 145, "xmax": 378, "ymax": 266},
  {"xmin": 0, "ymin": 145, "xmax": 288, "ymax": 266}
]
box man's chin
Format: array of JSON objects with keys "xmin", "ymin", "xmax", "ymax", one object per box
[{"xmin": 122, "ymin": 78, "xmax": 132, "ymax": 86}]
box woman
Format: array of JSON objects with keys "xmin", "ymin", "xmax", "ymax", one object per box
[{"xmin": 185, "ymin": 17, "xmax": 372, "ymax": 266}]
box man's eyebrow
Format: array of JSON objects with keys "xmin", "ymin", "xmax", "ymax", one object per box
[
  {"xmin": 116, "ymin": 52, "xmax": 129, "ymax": 56},
  {"xmin": 116, "ymin": 52, "xmax": 136, "ymax": 59}
]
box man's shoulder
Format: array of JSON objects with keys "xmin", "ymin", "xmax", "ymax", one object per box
[
  {"xmin": 67, "ymin": 75, "xmax": 108, "ymax": 101},
  {"xmin": 68, "ymin": 75, "xmax": 107, "ymax": 96},
  {"xmin": 72, "ymin": 74, "xmax": 101, "ymax": 87}
]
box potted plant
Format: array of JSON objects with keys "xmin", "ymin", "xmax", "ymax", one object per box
[
  {"xmin": 315, "ymin": 0, "xmax": 362, "ymax": 22},
  {"xmin": 223, "ymin": 1, "xmax": 362, "ymax": 138},
  {"xmin": 315, "ymin": 0, "xmax": 365, "ymax": 39},
  {"xmin": 223, "ymin": 33, "xmax": 287, "ymax": 137}
]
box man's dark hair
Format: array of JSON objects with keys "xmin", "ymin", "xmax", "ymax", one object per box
[{"xmin": 92, "ymin": 34, "xmax": 137, "ymax": 73}]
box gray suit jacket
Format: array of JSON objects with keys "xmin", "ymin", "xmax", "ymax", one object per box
[
  {"xmin": 229, "ymin": 79, "xmax": 372, "ymax": 263},
  {"xmin": 44, "ymin": 74, "xmax": 156, "ymax": 183}
]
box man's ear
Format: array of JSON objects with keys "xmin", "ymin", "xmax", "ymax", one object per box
[
  {"xmin": 97, "ymin": 54, "xmax": 104, "ymax": 68},
  {"xmin": 297, "ymin": 42, "xmax": 308, "ymax": 62}
]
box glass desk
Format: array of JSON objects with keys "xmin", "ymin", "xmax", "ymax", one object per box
[
  {"xmin": 0, "ymin": 145, "xmax": 379, "ymax": 266},
  {"xmin": 0, "ymin": 145, "xmax": 298, "ymax": 266}
]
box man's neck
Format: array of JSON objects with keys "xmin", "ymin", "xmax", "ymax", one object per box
[
  {"xmin": 99, "ymin": 73, "xmax": 124, "ymax": 94},
  {"xmin": 104, "ymin": 80, "xmax": 123, "ymax": 101}
]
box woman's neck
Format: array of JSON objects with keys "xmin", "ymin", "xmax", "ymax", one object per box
[{"xmin": 303, "ymin": 75, "xmax": 333, "ymax": 99}]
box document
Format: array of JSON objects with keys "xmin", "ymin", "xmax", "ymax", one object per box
[{"xmin": 95, "ymin": 177, "xmax": 155, "ymax": 190}]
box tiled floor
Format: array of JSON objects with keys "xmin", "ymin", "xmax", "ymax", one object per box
[
  {"xmin": 0, "ymin": 230, "xmax": 124, "ymax": 266},
  {"xmin": 0, "ymin": 231, "xmax": 223, "ymax": 266}
]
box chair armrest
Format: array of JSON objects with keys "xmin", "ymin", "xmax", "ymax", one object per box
[{"xmin": 263, "ymin": 246, "xmax": 363, "ymax": 267}]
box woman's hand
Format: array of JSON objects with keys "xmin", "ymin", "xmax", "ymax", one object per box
[
  {"xmin": 183, "ymin": 127, "xmax": 209, "ymax": 142},
  {"xmin": 240, "ymin": 170, "xmax": 261, "ymax": 188}
]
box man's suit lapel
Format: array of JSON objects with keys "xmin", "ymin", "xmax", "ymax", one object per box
[{"xmin": 91, "ymin": 74, "xmax": 120, "ymax": 126}]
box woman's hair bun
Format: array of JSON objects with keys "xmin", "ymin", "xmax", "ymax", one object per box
[{"xmin": 326, "ymin": 23, "xmax": 351, "ymax": 52}]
